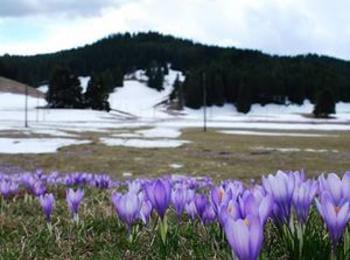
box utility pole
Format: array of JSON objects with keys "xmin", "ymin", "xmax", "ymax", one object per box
[
  {"xmin": 202, "ymin": 72, "xmax": 207, "ymax": 132},
  {"xmin": 25, "ymin": 84, "xmax": 28, "ymax": 128}
]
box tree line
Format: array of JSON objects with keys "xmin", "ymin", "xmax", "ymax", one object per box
[
  {"xmin": 0, "ymin": 32, "xmax": 346, "ymax": 116},
  {"xmin": 47, "ymin": 67, "xmax": 117, "ymax": 111}
]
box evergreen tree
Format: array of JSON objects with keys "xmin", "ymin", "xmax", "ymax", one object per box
[
  {"xmin": 101, "ymin": 69, "xmax": 115, "ymax": 92},
  {"xmin": 84, "ymin": 74, "xmax": 111, "ymax": 112},
  {"xmin": 163, "ymin": 63, "xmax": 169, "ymax": 75},
  {"xmin": 313, "ymin": 89, "xmax": 335, "ymax": 118},
  {"xmin": 236, "ymin": 80, "xmax": 252, "ymax": 113},
  {"xmin": 212, "ymin": 72, "xmax": 225, "ymax": 106},
  {"xmin": 113, "ymin": 66, "xmax": 124, "ymax": 87},
  {"xmin": 47, "ymin": 67, "xmax": 83, "ymax": 108},
  {"xmin": 184, "ymin": 70, "xmax": 203, "ymax": 109},
  {"xmin": 154, "ymin": 66, "xmax": 164, "ymax": 91},
  {"xmin": 169, "ymin": 74, "xmax": 184, "ymax": 109},
  {"xmin": 146, "ymin": 62, "xmax": 164, "ymax": 91}
]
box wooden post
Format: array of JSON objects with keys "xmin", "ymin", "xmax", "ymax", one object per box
[{"xmin": 203, "ymin": 72, "xmax": 207, "ymax": 132}]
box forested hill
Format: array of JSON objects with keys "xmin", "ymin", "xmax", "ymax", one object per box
[{"xmin": 1, "ymin": 31, "xmax": 350, "ymax": 111}]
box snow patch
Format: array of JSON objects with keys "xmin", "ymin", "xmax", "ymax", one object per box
[
  {"xmin": 37, "ymin": 85, "xmax": 48, "ymax": 93},
  {"xmin": 0, "ymin": 138, "xmax": 90, "ymax": 154},
  {"xmin": 252, "ymin": 146, "xmax": 339, "ymax": 153},
  {"xmin": 0, "ymin": 92, "xmax": 46, "ymax": 109},
  {"xmin": 100, "ymin": 137, "xmax": 190, "ymax": 148},
  {"xmin": 112, "ymin": 133, "xmax": 142, "ymax": 138},
  {"xmin": 137, "ymin": 127, "xmax": 181, "ymax": 138},
  {"xmin": 169, "ymin": 163, "xmax": 183, "ymax": 169},
  {"xmin": 79, "ymin": 76, "xmax": 90, "ymax": 93},
  {"xmin": 122, "ymin": 172, "xmax": 133, "ymax": 177}
]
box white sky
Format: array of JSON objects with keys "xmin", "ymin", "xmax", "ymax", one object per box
[{"xmin": 0, "ymin": 0, "xmax": 349, "ymax": 59}]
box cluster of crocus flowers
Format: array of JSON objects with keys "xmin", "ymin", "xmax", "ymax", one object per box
[
  {"xmin": 215, "ymin": 183, "xmax": 272, "ymax": 259},
  {"xmin": 0, "ymin": 179, "xmax": 18, "ymax": 198},
  {"xmin": 4, "ymin": 170, "xmax": 350, "ymax": 259}
]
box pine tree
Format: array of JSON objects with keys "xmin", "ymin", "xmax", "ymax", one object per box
[
  {"xmin": 236, "ymin": 80, "xmax": 252, "ymax": 113},
  {"xmin": 101, "ymin": 69, "xmax": 115, "ymax": 93},
  {"xmin": 169, "ymin": 74, "xmax": 184, "ymax": 109},
  {"xmin": 84, "ymin": 74, "xmax": 111, "ymax": 112},
  {"xmin": 163, "ymin": 63, "xmax": 169, "ymax": 75},
  {"xmin": 184, "ymin": 70, "xmax": 203, "ymax": 109},
  {"xmin": 113, "ymin": 66, "xmax": 124, "ymax": 87},
  {"xmin": 313, "ymin": 89, "xmax": 335, "ymax": 118},
  {"xmin": 146, "ymin": 62, "xmax": 164, "ymax": 91},
  {"xmin": 47, "ymin": 67, "xmax": 83, "ymax": 108},
  {"xmin": 154, "ymin": 66, "xmax": 164, "ymax": 91},
  {"xmin": 213, "ymin": 72, "xmax": 225, "ymax": 106}
]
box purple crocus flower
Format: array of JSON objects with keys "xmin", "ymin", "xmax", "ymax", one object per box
[
  {"xmin": 0, "ymin": 180, "xmax": 19, "ymax": 198},
  {"xmin": 145, "ymin": 179, "xmax": 171, "ymax": 219},
  {"xmin": 128, "ymin": 180, "xmax": 142, "ymax": 194},
  {"xmin": 66, "ymin": 188, "xmax": 84, "ymax": 218},
  {"xmin": 210, "ymin": 186, "xmax": 232, "ymax": 215},
  {"xmin": 202, "ymin": 204, "xmax": 216, "ymax": 225},
  {"xmin": 140, "ymin": 199, "xmax": 152, "ymax": 224},
  {"xmin": 224, "ymin": 180, "xmax": 245, "ymax": 200},
  {"xmin": 137, "ymin": 191, "xmax": 152, "ymax": 224},
  {"xmin": 318, "ymin": 173, "xmax": 350, "ymax": 205},
  {"xmin": 93, "ymin": 174, "xmax": 112, "ymax": 189},
  {"xmin": 112, "ymin": 191, "xmax": 141, "ymax": 228},
  {"xmin": 224, "ymin": 214, "xmax": 264, "ymax": 260},
  {"xmin": 218, "ymin": 200, "xmax": 241, "ymax": 226},
  {"xmin": 38, "ymin": 193, "xmax": 55, "ymax": 222},
  {"xmin": 194, "ymin": 194, "xmax": 209, "ymax": 223},
  {"xmin": 316, "ymin": 191, "xmax": 350, "ymax": 248},
  {"xmin": 239, "ymin": 191, "xmax": 273, "ymax": 225},
  {"xmin": 31, "ymin": 181, "xmax": 47, "ymax": 197},
  {"xmin": 292, "ymin": 180, "xmax": 318, "ymax": 223},
  {"xmin": 185, "ymin": 200, "xmax": 197, "ymax": 220},
  {"xmin": 0, "ymin": 180, "xmax": 11, "ymax": 198},
  {"xmin": 171, "ymin": 186, "xmax": 188, "ymax": 218},
  {"xmin": 262, "ymin": 171, "xmax": 295, "ymax": 223}
]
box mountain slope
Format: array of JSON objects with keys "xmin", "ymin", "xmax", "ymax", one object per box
[
  {"xmin": 2, "ymin": 32, "xmax": 350, "ymax": 108},
  {"xmin": 0, "ymin": 77, "xmax": 44, "ymax": 98}
]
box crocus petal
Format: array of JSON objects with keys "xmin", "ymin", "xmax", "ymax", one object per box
[
  {"xmin": 248, "ymin": 215, "xmax": 264, "ymax": 260},
  {"xmin": 327, "ymin": 173, "xmax": 342, "ymax": 204}
]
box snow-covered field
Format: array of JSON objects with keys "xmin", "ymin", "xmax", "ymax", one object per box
[{"xmin": 1, "ymin": 68, "xmax": 350, "ymax": 153}]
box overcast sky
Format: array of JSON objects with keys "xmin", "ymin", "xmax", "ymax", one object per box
[{"xmin": 0, "ymin": 0, "xmax": 349, "ymax": 59}]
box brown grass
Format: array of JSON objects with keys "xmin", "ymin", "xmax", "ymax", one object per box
[
  {"xmin": 0, "ymin": 76, "xmax": 44, "ymax": 98},
  {"xmin": 0, "ymin": 128, "xmax": 349, "ymax": 180}
]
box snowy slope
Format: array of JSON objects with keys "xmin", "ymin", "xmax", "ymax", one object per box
[
  {"xmin": 34, "ymin": 68, "xmax": 350, "ymax": 123},
  {"xmin": 0, "ymin": 92, "xmax": 46, "ymax": 110},
  {"xmin": 108, "ymin": 69, "xmax": 184, "ymax": 118},
  {"xmin": 1, "ymin": 67, "xmax": 350, "ymax": 143}
]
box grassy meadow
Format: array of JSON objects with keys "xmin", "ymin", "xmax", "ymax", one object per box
[{"xmin": 0, "ymin": 128, "xmax": 349, "ymax": 180}]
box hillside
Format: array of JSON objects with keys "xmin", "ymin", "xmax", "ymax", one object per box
[
  {"xmin": 1, "ymin": 32, "xmax": 350, "ymax": 110},
  {"xmin": 0, "ymin": 77, "xmax": 44, "ymax": 98},
  {"xmin": 2, "ymin": 66, "xmax": 350, "ymax": 154}
]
